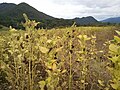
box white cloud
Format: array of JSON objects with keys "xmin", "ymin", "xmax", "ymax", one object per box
[{"xmin": 0, "ymin": 0, "xmax": 120, "ymax": 20}]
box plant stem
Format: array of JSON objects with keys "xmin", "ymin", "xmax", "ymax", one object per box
[{"xmin": 69, "ymin": 39, "xmax": 72, "ymax": 90}]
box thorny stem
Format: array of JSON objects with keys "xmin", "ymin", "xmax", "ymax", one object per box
[
  {"xmin": 13, "ymin": 39, "xmax": 19, "ymax": 90},
  {"xmin": 28, "ymin": 30, "xmax": 32, "ymax": 90},
  {"xmin": 31, "ymin": 36, "xmax": 34, "ymax": 90}
]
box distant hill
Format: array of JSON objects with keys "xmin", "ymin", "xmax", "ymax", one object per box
[
  {"xmin": 0, "ymin": 3, "xmax": 16, "ymax": 12},
  {"xmin": 73, "ymin": 16, "xmax": 98, "ymax": 25},
  {"xmin": 0, "ymin": 2, "xmax": 55, "ymax": 28},
  {"xmin": 0, "ymin": 2, "xmax": 73, "ymax": 29},
  {"xmin": 101, "ymin": 17, "xmax": 120, "ymax": 23},
  {"xmin": 0, "ymin": 2, "xmax": 100, "ymax": 29},
  {"xmin": 0, "ymin": 2, "xmax": 54, "ymax": 20}
]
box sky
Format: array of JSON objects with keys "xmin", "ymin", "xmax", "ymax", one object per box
[{"xmin": 0, "ymin": 0, "xmax": 120, "ymax": 20}]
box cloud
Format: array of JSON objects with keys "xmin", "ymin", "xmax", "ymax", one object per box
[
  {"xmin": 48, "ymin": 0, "xmax": 120, "ymax": 20},
  {"xmin": 0, "ymin": 0, "xmax": 120, "ymax": 20},
  {"xmin": 51, "ymin": 0, "xmax": 120, "ymax": 8}
]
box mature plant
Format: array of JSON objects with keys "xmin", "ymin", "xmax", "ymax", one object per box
[
  {"xmin": 108, "ymin": 31, "xmax": 120, "ymax": 90},
  {"xmin": 0, "ymin": 14, "xmax": 44, "ymax": 90},
  {"xmin": 0, "ymin": 14, "xmax": 116, "ymax": 90}
]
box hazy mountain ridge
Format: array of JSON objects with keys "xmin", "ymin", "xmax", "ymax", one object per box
[
  {"xmin": 0, "ymin": 2, "xmax": 100, "ymax": 29},
  {"xmin": 101, "ymin": 17, "xmax": 120, "ymax": 23},
  {"xmin": 0, "ymin": 2, "xmax": 54, "ymax": 20},
  {"xmin": 0, "ymin": 3, "xmax": 16, "ymax": 12},
  {"xmin": 73, "ymin": 16, "xmax": 99, "ymax": 25}
]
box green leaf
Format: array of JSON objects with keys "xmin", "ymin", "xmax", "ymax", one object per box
[
  {"xmin": 91, "ymin": 35, "xmax": 96, "ymax": 39},
  {"xmin": 114, "ymin": 36, "xmax": 120, "ymax": 43},
  {"xmin": 104, "ymin": 87, "xmax": 109, "ymax": 90},
  {"xmin": 61, "ymin": 70, "xmax": 66, "ymax": 74},
  {"xmin": 47, "ymin": 40, "xmax": 52, "ymax": 43},
  {"xmin": 109, "ymin": 44, "xmax": 119, "ymax": 53},
  {"xmin": 81, "ymin": 80, "xmax": 85, "ymax": 83},
  {"xmin": 109, "ymin": 56, "xmax": 118, "ymax": 63},
  {"xmin": 0, "ymin": 60, "xmax": 6, "ymax": 70},
  {"xmin": 10, "ymin": 28, "xmax": 17, "ymax": 32},
  {"xmin": 52, "ymin": 63, "xmax": 57, "ymax": 71},
  {"xmin": 111, "ymin": 83, "xmax": 119, "ymax": 89},
  {"xmin": 38, "ymin": 81, "xmax": 46, "ymax": 90},
  {"xmin": 39, "ymin": 46, "xmax": 49, "ymax": 54},
  {"xmin": 46, "ymin": 77, "xmax": 51, "ymax": 84},
  {"xmin": 55, "ymin": 47, "xmax": 63, "ymax": 52},
  {"xmin": 56, "ymin": 86, "xmax": 62, "ymax": 90},
  {"xmin": 23, "ymin": 13, "xmax": 29, "ymax": 22},
  {"xmin": 78, "ymin": 35, "xmax": 90, "ymax": 41},
  {"xmin": 98, "ymin": 80, "xmax": 104, "ymax": 86},
  {"xmin": 118, "ymin": 63, "xmax": 120, "ymax": 66},
  {"xmin": 116, "ymin": 30, "xmax": 120, "ymax": 36}
]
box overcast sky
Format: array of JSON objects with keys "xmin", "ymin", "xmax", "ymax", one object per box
[{"xmin": 0, "ymin": 0, "xmax": 120, "ymax": 20}]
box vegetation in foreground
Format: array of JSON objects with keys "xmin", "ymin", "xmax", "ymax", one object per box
[{"xmin": 0, "ymin": 14, "xmax": 120, "ymax": 90}]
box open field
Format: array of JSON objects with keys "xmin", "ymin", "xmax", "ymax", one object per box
[{"xmin": 0, "ymin": 19, "xmax": 120, "ymax": 90}]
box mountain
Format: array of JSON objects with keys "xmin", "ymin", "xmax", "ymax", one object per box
[
  {"xmin": 101, "ymin": 17, "xmax": 120, "ymax": 23},
  {"xmin": 73, "ymin": 16, "xmax": 98, "ymax": 25},
  {"xmin": 0, "ymin": 2, "xmax": 54, "ymax": 20},
  {"xmin": 0, "ymin": 3, "xmax": 16, "ymax": 12},
  {"xmin": 0, "ymin": 2, "xmax": 72, "ymax": 29},
  {"xmin": 0, "ymin": 2, "xmax": 99, "ymax": 29}
]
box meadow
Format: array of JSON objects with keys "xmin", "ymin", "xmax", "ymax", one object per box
[{"xmin": 0, "ymin": 15, "xmax": 120, "ymax": 90}]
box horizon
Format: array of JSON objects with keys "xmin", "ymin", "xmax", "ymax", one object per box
[{"xmin": 0, "ymin": 0, "xmax": 120, "ymax": 20}]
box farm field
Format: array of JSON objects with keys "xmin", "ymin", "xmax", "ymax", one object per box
[{"xmin": 0, "ymin": 17, "xmax": 120, "ymax": 90}]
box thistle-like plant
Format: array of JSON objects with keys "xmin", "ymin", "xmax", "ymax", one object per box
[
  {"xmin": 108, "ymin": 31, "xmax": 120, "ymax": 90},
  {"xmin": 0, "ymin": 14, "xmax": 42, "ymax": 90}
]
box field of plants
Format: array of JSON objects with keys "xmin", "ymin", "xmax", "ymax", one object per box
[{"xmin": 0, "ymin": 14, "xmax": 120, "ymax": 90}]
